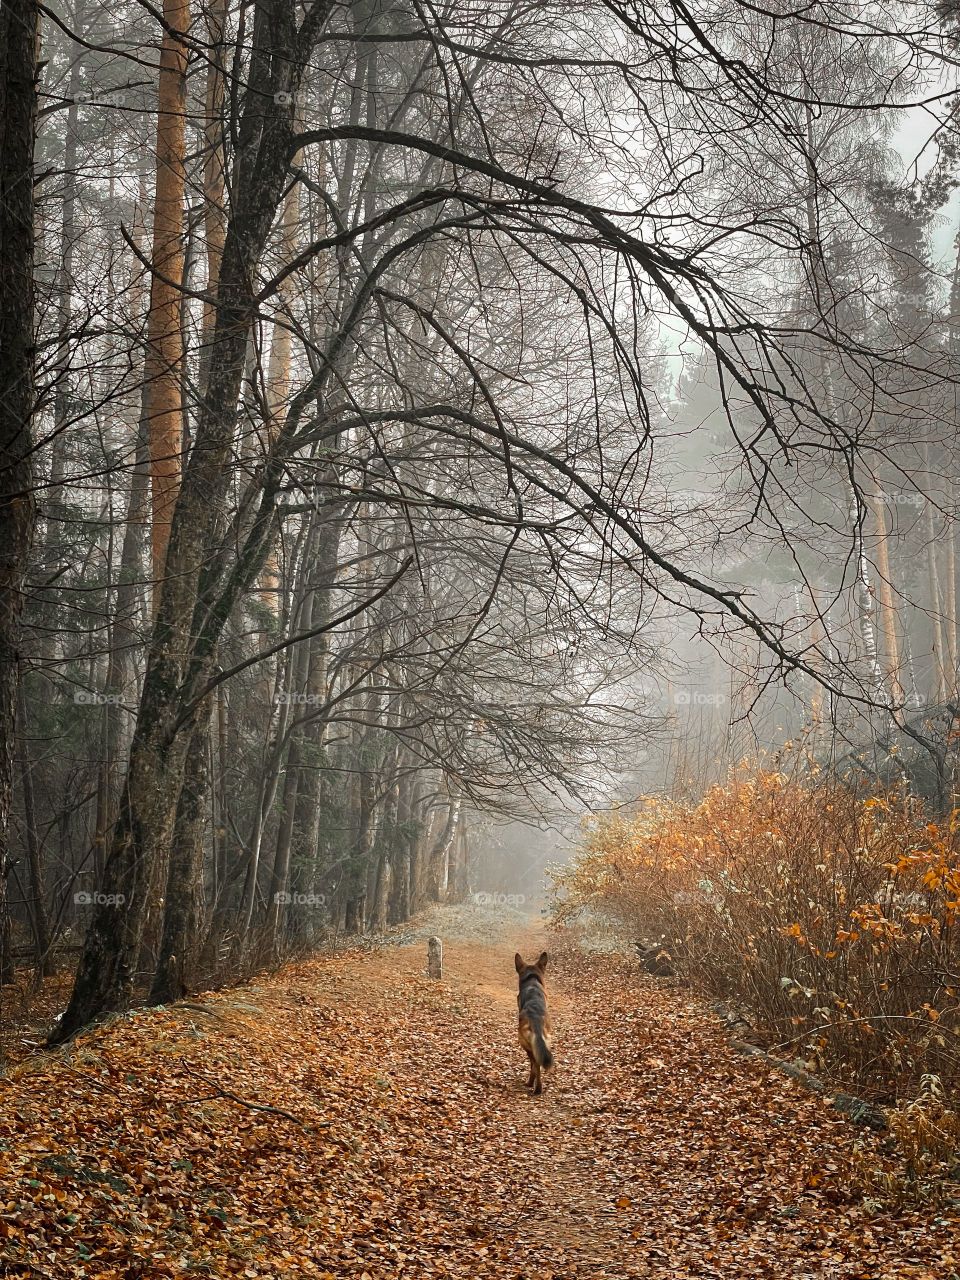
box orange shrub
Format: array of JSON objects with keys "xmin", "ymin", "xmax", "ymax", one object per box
[{"xmin": 553, "ymin": 771, "xmax": 960, "ymax": 1095}]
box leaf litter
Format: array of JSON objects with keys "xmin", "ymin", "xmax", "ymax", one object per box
[{"xmin": 0, "ymin": 913, "xmax": 957, "ymax": 1278}]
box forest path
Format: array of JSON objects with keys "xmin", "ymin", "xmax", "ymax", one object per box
[{"xmin": 1, "ymin": 907, "xmax": 956, "ymax": 1279}]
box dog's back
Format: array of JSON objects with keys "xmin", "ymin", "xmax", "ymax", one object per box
[{"xmin": 515, "ymin": 951, "xmax": 554, "ymax": 1094}]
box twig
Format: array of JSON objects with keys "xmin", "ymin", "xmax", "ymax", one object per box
[
  {"xmin": 485, "ymin": 1186, "xmax": 532, "ymax": 1237},
  {"xmin": 179, "ymin": 1058, "xmax": 308, "ymax": 1127},
  {"xmin": 769, "ymin": 1013, "xmax": 943, "ymax": 1052},
  {"xmin": 170, "ymin": 1092, "xmax": 221, "ymax": 1110}
]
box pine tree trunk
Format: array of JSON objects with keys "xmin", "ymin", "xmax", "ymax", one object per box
[
  {"xmin": 945, "ymin": 489, "xmax": 958, "ymax": 700},
  {"xmin": 923, "ymin": 450, "xmax": 948, "ymax": 705},
  {"xmin": 145, "ymin": 0, "xmax": 190, "ymax": 588}
]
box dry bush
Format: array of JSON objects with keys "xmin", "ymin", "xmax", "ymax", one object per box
[
  {"xmin": 553, "ymin": 767, "xmax": 960, "ymax": 1094},
  {"xmin": 842, "ymin": 1075, "xmax": 960, "ymax": 1208}
]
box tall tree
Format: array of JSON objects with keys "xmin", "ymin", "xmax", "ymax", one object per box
[
  {"xmin": 51, "ymin": 0, "xmax": 334, "ymax": 1041},
  {"xmin": 144, "ymin": 0, "xmax": 190, "ymax": 588},
  {"xmin": 0, "ymin": 0, "xmax": 40, "ymax": 981}
]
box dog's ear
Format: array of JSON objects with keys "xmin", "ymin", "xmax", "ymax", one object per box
[
  {"xmin": 537, "ymin": 951, "xmax": 549, "ymax": 970},
  {"xmin": 515, "ymin": 952, "xmax": 525, "ymax": 973}
]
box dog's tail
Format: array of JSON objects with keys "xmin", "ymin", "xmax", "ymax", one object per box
[{"xmin": 533, "ymin": 1027, "xmax": 554, "ymax": 1070}]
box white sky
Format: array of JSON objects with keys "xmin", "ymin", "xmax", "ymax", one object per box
[{"xmin": 892, "ymin": 100, "xmax": 959, "ymax": 264}]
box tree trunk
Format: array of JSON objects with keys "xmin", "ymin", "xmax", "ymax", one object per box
[
  {"xmin": 17, "ymin": 680, "xmax": 53, "ymax": 975},
  {"xmin": 945, "ymin": 488, "xmax": 958, "ymax": 700},
  {"xmin": 284, "ymin": 510, "xmax": 344, "ymax": 936},
  {"xmin": 93, "ymin": 394, "xmax": 151, "ymax": 866},
  {"xmin": 451, "ymin": 809, "xmax": 468, "ymax": 903},
  {"xmin": 369, "ymin": 747, "xmax": 399, "ymax": 933},
  {"xmin": 267, "ymin": 734, "xmax": 304, "ymax": 946},
  {"xmin": 871, "ymin": 473, "xmax": 902, "ymax": 707},
  {"xmin": 200, "ymin": 0, "xmax": 227, "ymax": 361},
  {"xmin": 387, "ymin": 759, "xmax": 415, "ymax": 924},
  {"xmin": 265, "ymin": 522, "xmax": 318, "ymax": 949},
  {"xmin": 51, "ymin": 0, "xmax": 322, "ymax": 1042},
  {"xmin": 239, "ymin": 706, "xmax": 289, "ymax": 936},
  {"xmin": 0, "ymin": 0, "xmax": 40, "ymax": 991},
  {"xmin": 410, "ymin": 790, "xmax": 440, "ymax": 914},
  {"xmin": 145, "ymin": 0, "xmax": 190, "ymax": 588},
  {"xmin": 37, "ymin": 38, "xmax": 83, "ymax": 665},
  {"xmin": 259, "ymin": 153, "xmax": 301, "ymax": 617},
  {"xmin": 426, "ymin": 791, "xmax": 460, "ymax": 903},
  {"xmin": 923, "ymin": 450, "xmax": 947, "ymax": 706},
  {"xmin": 149, "ymin": 703, "xmax": 211, "ymax": 1002}
]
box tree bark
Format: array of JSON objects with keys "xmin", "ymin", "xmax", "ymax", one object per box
[
  {"xmin": 871, "ymin": 473, "xmax": 903, "ymax": 707},
  {"xmin": 149, "ymin": 702, "xmax": 211, "ymax": 1002},
  {"xmin": 17, "ymin": 680, "xmax": 53, "ymax": 975},
  {"xmin": 369, "ymin": 745, "xmax": 399, "ymax": 932},
  {"xmin": 37, "ymin": 35, "xmax": 84, "ymax": 665},
  {"xmin": 281, "ymin": 502, "xmax": 344, "ymax": 942},
  {"xmin": 945, "ymin": 487, "xmax": 958, "ymax": 700},
  {"xmin": 387, "ymin": 758, "xmax": 417, "ymax": 924},
  {"xmin": 93, "ymin": 359, "xmax": 151, "ymax": 867},
  {"xmin": 259, "ymin": 152, "xmax": 301, "ymax": 617},
  {"xmin": 923, "ymin": 449, "xmax": 947, "ymax": 706},
  {"xmin": 265, "ymin": 523, "xmax": 318, "ymax": 949},
  {"xmin": 200, "ymin": 0, "xmax": 227, "ymax": 361},
  {"xmin": 0, "ymin": 0, "xmax": 40, "ymax": 991},
  {"xmin": 426, "ymin": 790, "xmax": 460, "ymax": 903},
  {"xmin": 145, "ymin": 0, "xmax": 190, "ymax": 589}
]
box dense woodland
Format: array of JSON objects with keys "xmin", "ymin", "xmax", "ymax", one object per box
[{"xmin": 3, "ymin": 0, "xmax": 960, "ymax": 1046}]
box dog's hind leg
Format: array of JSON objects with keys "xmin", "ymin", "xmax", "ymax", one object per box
[{"xmin": 532, "ymin": 1061, "xmax": 542, "ymax": 1095}]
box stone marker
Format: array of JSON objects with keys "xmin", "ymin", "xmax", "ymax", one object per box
[{"xmin": 427, "ymin": 935, "xmax": 442, "ymax": 979}]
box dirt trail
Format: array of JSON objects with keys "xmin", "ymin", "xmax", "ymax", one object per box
[
  {"xmin": 261, "ymin": 910, "xmax": 957, "ymax": 1278},
  {"xmin": 1, "ymin": 908, "xmax": 958, "ymax": 1279},
  {"xmin": 348, "ymin": 920, "xmax": 629, "ymax": 1270}
]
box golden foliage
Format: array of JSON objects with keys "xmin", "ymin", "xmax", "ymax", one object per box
[{"xmin": 555, "ymin": 769, "xmax": 960, "ymax": 1092}]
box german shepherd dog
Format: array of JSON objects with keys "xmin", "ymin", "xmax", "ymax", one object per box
[{"xmin": 515, "ymin": 951, "xmax": 554, "ymax": 1095}]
